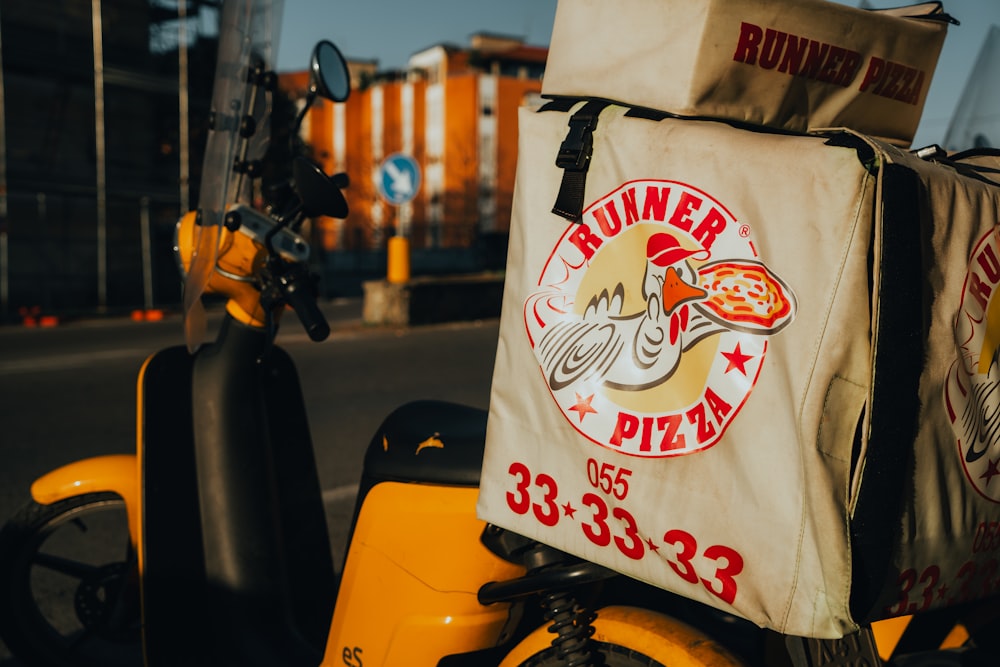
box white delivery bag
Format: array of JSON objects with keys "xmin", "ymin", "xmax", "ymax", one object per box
[
  {"xmin": 477, "ymin": 100, "xmax": 1000, "ymax": 638},
  {"xmin": 541, "ymin": 0, "xmax": 953, "ymax": 146}
]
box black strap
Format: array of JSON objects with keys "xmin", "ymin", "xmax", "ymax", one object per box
[
  {"xmin": 539, "ymin": 97, "xmax": 578, "ymax": 113},
  {"xmin": 550, "ymin": 99, "xmax": 611, "ymax": 223},
  {"xmin": 931, "ymin": 151, "xmax": 1000, "ymax": 188},
  {"xmin": 850, "ymin": 161, "xmax": 926, "ymax": 621}
]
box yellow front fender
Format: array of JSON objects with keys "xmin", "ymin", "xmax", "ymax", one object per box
[
  {"xmin": 500, "ymin": 605, "xmax": 748, "ymax": 667},
  {"xmin": 30, "ymin": 454, "xmax": 139, "ymax": 544}
]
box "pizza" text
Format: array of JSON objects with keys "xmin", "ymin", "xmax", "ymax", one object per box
[{"xmin": 609, "ymin": 387, "xmax": 733, "ymax": 452}]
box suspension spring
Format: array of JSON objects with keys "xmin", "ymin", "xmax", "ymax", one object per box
[{"xmin": 542, "ymin": 588, "xmax": 600, "ymax": 667}]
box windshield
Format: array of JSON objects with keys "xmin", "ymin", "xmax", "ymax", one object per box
[{"xmin": 183, "ymin": 0, "xmax": 283, "ymax": 351}]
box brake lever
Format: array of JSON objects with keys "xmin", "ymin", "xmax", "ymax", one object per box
[{"xmin": 260, "ymin": 257, "xmax": 330, "ymax": 342}]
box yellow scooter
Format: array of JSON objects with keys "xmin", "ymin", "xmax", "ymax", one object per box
[{"xmin": 0, "ymin": 2, "xmax": 995, "ymax": 666}]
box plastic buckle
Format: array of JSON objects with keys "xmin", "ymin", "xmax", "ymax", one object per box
[{"xmin": 555, "ymin": 113, "xmax": 597, "ymax": 171}]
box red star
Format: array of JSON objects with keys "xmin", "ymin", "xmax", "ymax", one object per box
[
  {"xmin": 645, "ymin": 537, "xmax": 659, "ymax": 553},
  {"xmin": 722, "ymin": 342, "xmax": 754, "ymax": 375},
  {"xmin": 980, "ymin": 458, "xmax": 1000, "ymax": 486},
  {"xmin": 568, "ymin": 393, "xmax": 598, "ymax": 422},
  {"xmin": 562, "ymin": 502, "xmax": 577, "ymax": 518}
]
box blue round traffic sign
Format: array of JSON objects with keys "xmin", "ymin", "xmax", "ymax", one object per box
[{"xmin": 377, "ymin": 153, "xmax": 421, "ymax": 205}]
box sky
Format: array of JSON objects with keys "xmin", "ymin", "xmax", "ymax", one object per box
[{"xmin": 275, "ymin": 0, "xmax": 1000, "ymax": 148}]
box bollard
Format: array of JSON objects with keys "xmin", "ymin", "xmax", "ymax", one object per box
[{"xmin": 387, "ymin": 236, "xmax": 410, "ymax": 284}]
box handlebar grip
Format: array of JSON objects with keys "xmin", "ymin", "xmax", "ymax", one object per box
[{"xmin": 280, "ymin": 272, "xmax": 330, "ymax": 342}]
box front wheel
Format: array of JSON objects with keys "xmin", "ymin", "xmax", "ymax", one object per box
[
  {"xmin": 0, "ymin": 493, "xmax": 142, "ymax": 667},
  {"xmin": 518, "ymin": 640, "xmax": 666, "ymax": 666},
  {"xmin": 502, "ymin": 605, "xmax": 748, "ymax": 667}
]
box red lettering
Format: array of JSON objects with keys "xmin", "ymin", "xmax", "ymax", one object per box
[
  {"xmin": 968, "ymin": 245, "xmax": 1000, "ymax": 314},
  {"xmin": 970, "ymin": 273, "xmax": 992, "ymax": 313},
  {"xmin": 800, "ymin": 41, "xmax": 830, "ymax": 79},
  {"xmin": 669, "ymin": 192, "xmax": 702, "ymax": 233},
  {"xmin": 860, "ymin": 58, "xmax": 925, "ymax": 105},
  {"xmin": 640, "ymin": 416, "xmax": 654, "ymax": 451},
  {"xmin": 733, "ymin": 23, "xmax": 884, "ymax": 93},
  {"xmin": 817, "ymin": 46, "xmax": 845, "ymax": 83},
  {"xmin": 568, "ymin": 223, "xmax": 603, "ymax": 261},
  {"xmin": 643, "ymin": 186, "xmax": 670, "ymax": 221},
  {"xmin": 733, "ymin": 22, "xmax": 763, "ymax": 65},
  {"xmin": 834, "ymin": 50, "xmax": 862, "ymax": 87},
  {"xmin": 621, "ymin": 187, "xmax": 639, "ymax": 226},
  {"xmin": 895, "ymin": 67, "xmax": 915, "ymax": 102},
  {"xmin": 686, "ymin": 403, "xmax": 716, "ymax": 444},
  {"xmin": 907, "ymin": 70, "xmax": 925, "ymax": 105},
  {"xmin": 978, "ymin": 244, "xmax": 1000, "ymax": 283},
  {"xmin": 897, "ymin": 66, "xmax": 915, "ymax": 101},
  {"xmin": 593, "ymin": 202, "xmax": 623, "ymax": 237},
  {"xmin": 859, "ymin": 56, "xmax": 885, "ymax": 93},
  {"xmin": 879, "ymin": 62, "xmax": 903, "ymax": 98},
  {"xmin": 658, "ymin": 414, "xmax": 686, "ymax": 451},
  {"xmin": 692, "ymin": 207, "xmax": 727, "ymax": 251},
  {"xmin": 603, "ymin": 393, "xmax": 737, "ymax": 451},
  {"xmin": 704, "ymin": 387, "xmax": 733, "ymax": 424},
  {"xmin": 759, "ymin": 29, "xmax": 787, "ymax": 70},
  {"xmin": 610, "ymin": 412, "xmax": 639, "ymax": 447},
  {"xmin": 777, "ymin": 34, "xmax": 807, "ymax": 75},
  {"xmin": 611, "ymin": 411, "xmax": 690, "ymax": 451}
]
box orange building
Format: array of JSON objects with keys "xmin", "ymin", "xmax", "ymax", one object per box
[{"xmin": 280, "ymin": 33, "xmax": 546, "ymax": 264}]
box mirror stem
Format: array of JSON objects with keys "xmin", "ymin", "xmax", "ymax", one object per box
[{"xmin": 291, "ymin": 89, "xmax": 317, "ymax": 154}]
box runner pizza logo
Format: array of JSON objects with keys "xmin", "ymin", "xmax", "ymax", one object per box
[
  {"xmin": 525, "ymin": 179, "xmax": 796, "ymax": 458},
  {"xmin": 945, "ymin": 227, "xmax": 1000, "ymax": 503}
]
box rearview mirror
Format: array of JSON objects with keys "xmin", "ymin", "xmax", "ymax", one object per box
[{"xmin": 310, "ymin": 40, "xmax": 350, "ymax": 102}]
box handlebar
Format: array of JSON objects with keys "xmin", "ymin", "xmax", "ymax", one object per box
[
  {"xmin": 260, "ymin": 257, "xmax": 330, "ymax": 342},
  {"xmin": 289, "ymin": 293, "xmax": 330, "ymax": 342},
  {"xmin": 179, "ymin": 39, "xmax": 351, "ymax": 348}
]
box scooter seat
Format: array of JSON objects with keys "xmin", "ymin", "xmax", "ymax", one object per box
[{"xmin": 363, "ymin": 400, "xmax": 487, "ymax": 487}]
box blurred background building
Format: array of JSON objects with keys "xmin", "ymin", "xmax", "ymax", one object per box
[
  {"xmin": 10, "ymin": 1, "xmax": 990, "ymax": 318},
  {"xmin": 0, "ymin": 1, "xmax": 545, "ymax": 319},
  {"xmin": 280, "ymin": 32, "xmax": 545, "ymax": 295},
  {"xmin": 0, "ymin": 0, "xmax": 221, "ymax": 318}
]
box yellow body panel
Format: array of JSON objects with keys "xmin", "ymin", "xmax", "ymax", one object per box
[
  {"xmin": 175, "ymin": 210, "xmax": 275, "ymax": 328},
  {"xmin": 134, "ymin": 351, "xmax": 153, "ymax": 575},
  {"xmin": 869, "ymin": 615, "xmax": 969, "ymax": 660},
  {"xmin": 30, "ymin": 453, "xmax": 139, "ymax": 546},
  {"xmin": 500, "ymin": 605, "xmax": 748, "ymax": 667},
  {"xmin": 941, "ymin": 623, "xmax": 971, "ymax": 648},
  {"xmin": 323, "ymin": 482, "xmax": 524, "ymax": 666},
  {"xmin": 870, "ymin": 616, "xmax": 911, "ymax": 660}
]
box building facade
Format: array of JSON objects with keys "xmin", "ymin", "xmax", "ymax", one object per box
[
  {"xmin": 0, "ymin": 11, "xmax": 545, "ymax": 315},
  {"xmin": 280, "ymin": 33, "xmax": 546, "ymax": 280},
  {"xmin": 0, "ymin": 0, "xmax": 219, "ymax": 316}
]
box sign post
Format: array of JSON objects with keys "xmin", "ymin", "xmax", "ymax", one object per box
[{"xmin": 377, "ymin": 153, "xmax": 420, "ymax": 284}]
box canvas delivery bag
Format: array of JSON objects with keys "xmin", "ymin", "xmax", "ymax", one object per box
[
  {"xmin": 541, "ymin": 0, "xmax": 954, "ymax": 146},
  {"xmin": 476, "ymin": 98, "xmax": 1000, "ymax": 638}
]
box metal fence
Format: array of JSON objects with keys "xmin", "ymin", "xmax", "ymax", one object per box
[
  {"xmin": 1, "ymin": 190, "xmax": 184, "ymax": 320},
  {"xmin": 0, "ymin": 194, "xmax": 506, "ymax": 319}
]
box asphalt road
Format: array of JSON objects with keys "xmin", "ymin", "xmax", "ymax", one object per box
[{"xmin": 0, "ymin": 299, "xmax": 502, "ymax": 665}]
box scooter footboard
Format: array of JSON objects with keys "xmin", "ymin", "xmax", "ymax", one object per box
[{"xmin": 325, "ymin": 482, "xmax": 525, "ymax": 667}]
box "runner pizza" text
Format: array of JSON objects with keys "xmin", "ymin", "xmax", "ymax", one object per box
[
  {"xmin": 732, "ymin": 21, "xmax": 927, "ymax": 105},
  {"xmin": 566, "ymin": 184, "xmax": 731, "ymax": 264}
]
